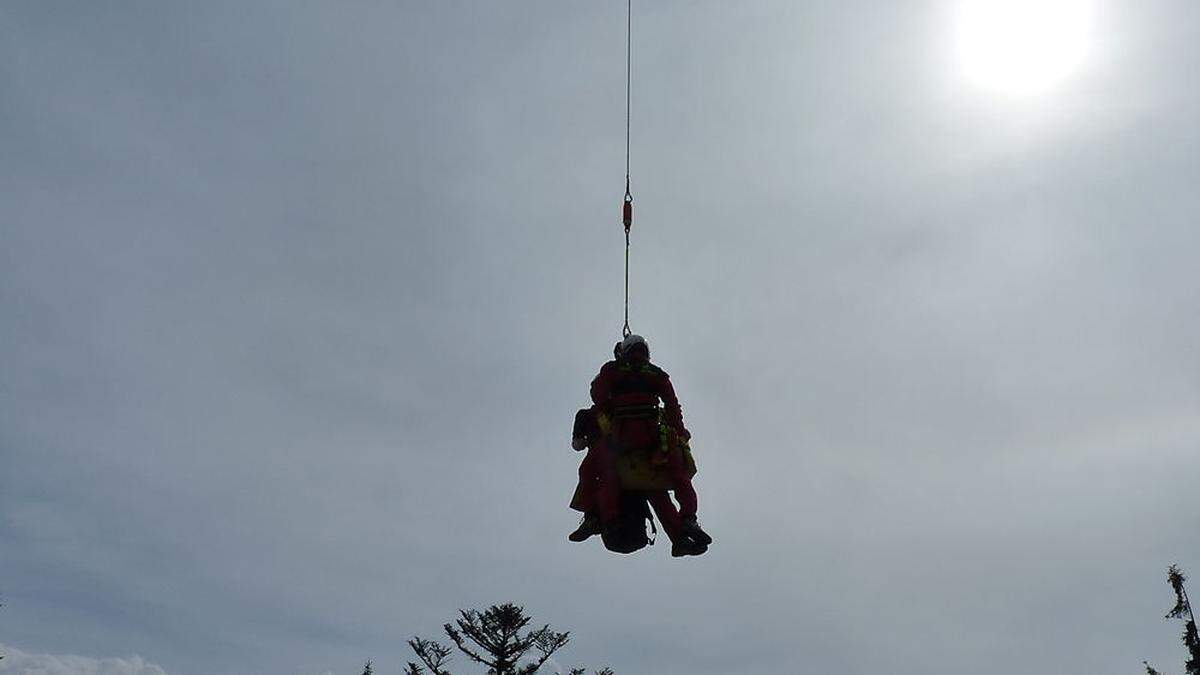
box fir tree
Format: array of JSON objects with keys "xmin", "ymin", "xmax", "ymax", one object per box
[
  {"xmin": 403, "ymin": 603, "xmax": 612, "ymax": 675},
  {"xmin": 1145, "ymin": 565, "xmax": 1200, "ymax": 675}
]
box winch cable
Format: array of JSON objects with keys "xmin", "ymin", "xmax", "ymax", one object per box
[{"xmin": 621, "ymin": 0, "xmax": 633, "ymax": 338}]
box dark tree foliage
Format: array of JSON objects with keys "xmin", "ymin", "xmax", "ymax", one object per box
[
  {"xmin": 362, "ymin": 660, "xmax": 374, "ymax": 675},
  {"xmin": 403, "ymin": 603, "xmax": 612, "ymax": 675},
  {"xmin": 1145, "ymin": 565, "xmax": 1200, "ymax": 675}
]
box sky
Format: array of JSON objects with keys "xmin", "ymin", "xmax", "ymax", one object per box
[{"xmin": 1, "ymin": 1, "xmax": 1198, "ymax": 674}]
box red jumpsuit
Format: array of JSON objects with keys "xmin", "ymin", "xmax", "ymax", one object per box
[
  {"xmin": 570, "ymin": 406, "xmax": 687, "ymax": 544},
  {"xmin": 589, "ymin": 360, "xmax": 698, "ymax": 523}
]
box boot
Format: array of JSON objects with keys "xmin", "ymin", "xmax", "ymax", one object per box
[
  {"xmin": 671, "ymin": 538, "xmax": 708, "ymax": 557},
  {"xmin": 680, "ymin": 515, "xmax": 712, "ymax": 546},
  {"xmin": 568, "ymin": 513, "xmax": 601, "ymax": 542}
]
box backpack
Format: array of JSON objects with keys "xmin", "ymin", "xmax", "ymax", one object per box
[{"xmin": 600, "ymin": 492, "xmax": 656, "ymax": 554}]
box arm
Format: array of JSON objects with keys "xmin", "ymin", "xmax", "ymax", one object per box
[
  {"xmin": 657, "ymin": 374, "xmax": 690, "ymax": 440},
  {"xmin": 572, "ymin": 409, "xmax": 592, "ymax": 451}
]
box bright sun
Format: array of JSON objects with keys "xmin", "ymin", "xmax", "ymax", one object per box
[{"xmin": 956, "ymin": 0, "xmax": 1092, "ymax": 95}]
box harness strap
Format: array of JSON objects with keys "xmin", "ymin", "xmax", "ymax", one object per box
[{"xmin": 611, "ymin": 404, "xmax": 660, "ymax": 420}]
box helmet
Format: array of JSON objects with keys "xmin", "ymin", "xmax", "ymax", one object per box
[{"xmin": 617, "ymin": 334, "xmax": 649, "ymax": 359}]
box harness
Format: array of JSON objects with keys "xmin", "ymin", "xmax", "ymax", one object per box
[
  {"xmin": 603, "ymin": 361, "xmax": 681, "ymax": 468},
  {"xmin": 610, "ymin": 403, "xmax": 659, "ymax": 420},
  {"xmin": 605, "ymin": 404, "xmax": 680, "ymax": 469},
  {"xmin": 609, "ymin": 364, "xmax": 663, "ymax": 424}
]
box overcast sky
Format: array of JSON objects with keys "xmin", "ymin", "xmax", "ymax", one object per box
[{"xmin": 2, "ymin": 1, "xmax": 1198, "ymax": 674}]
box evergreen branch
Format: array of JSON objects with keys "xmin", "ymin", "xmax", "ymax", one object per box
[
  {"xmin": 408, "ymin": 637, "xmax": 454, "ymax": 675},
  {"xmin": 445, "ymin": 622, "xmax": 495, "ymax": 668}
]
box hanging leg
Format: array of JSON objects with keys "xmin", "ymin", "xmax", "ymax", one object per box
[
  {"xmin": 593, "ymin": 438, "xmax": 622, "ymax": 525},
  {"xmin": 665, "ymin": 446, "xmax": 710, "ymax": 546}
]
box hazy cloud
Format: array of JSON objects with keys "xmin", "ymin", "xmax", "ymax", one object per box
[{"xmin": 0, "ymin": 645, "xmax": 168, "ymax": 675}]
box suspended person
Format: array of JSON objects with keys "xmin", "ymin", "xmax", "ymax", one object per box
[
  {"xmin": 566, "ymin": 340, "xmax": 626, "ymax": 543},
  {"xmin": 566, "ymin": 341, "xmax": 629, "ymax": 543},
  {"xmin": 589, "ymin": 334, "xmax": 712, "ymax": 547},
  {"xmin": 567, "ymin": 405, "xmax": 604, "ymax": 541},
  {"xmin": 567, "ymin": 405, "xmax": 707, "ymax": 556}
]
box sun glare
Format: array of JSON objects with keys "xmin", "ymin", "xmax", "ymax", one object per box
[{"xmin": 956, "ymin": 0, "xmax": 1092, "ymax": 95}]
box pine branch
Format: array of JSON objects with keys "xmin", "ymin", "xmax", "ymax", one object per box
[
  {"xmin": 1164, "ymin": 565, "xmax": 1200, "ymax": 674},
  {"xmin": 455, "ymin": 610, "xmax": 502, "ymax": 657},
  {"xmin": 445, "ymin": 622, "xmax": 495, "ymax": 668},
  {"xmin": 515, "ymin": 628, "xmax": 571, "ymax": 675},
  {"xmin": 1168, "ymin": 566, "xmax": 1190, "ymax": 619},
  {"xmin": 408, "ymin": 637, "xmax": 453, "ymax": 675},
  {"xmin": 1186, "ymin": 618, "xmax": 1200, "ymax": 675}
]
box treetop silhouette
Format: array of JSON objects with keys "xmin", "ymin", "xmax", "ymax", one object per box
[
  {"xmin": 404, "ymin": 603, "xmax": 612, "ymax": 675},
  {"xmin": 1145, "ymin": 564, "xmax": 1200, "ymax": 675}
]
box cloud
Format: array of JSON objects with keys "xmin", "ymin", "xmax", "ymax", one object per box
[{"xmin": 0, "ymin": 645, "xmax": 168, "ymax": 675}]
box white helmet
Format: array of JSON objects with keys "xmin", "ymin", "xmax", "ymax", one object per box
[{"xmin": 617, "ymin": 334, "xmax": 649, "ymax": 358}]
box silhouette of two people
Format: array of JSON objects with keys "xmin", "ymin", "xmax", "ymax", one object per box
[{"xmin": 568, "ymin": 334, "xmax": 711, "ymax": 557}]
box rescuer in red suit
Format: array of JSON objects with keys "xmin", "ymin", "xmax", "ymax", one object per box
[
  {"xmin": 567, "ymin": 405, "xmax": 706, "ymax": 556},
  {"xmin": 588, "ymin": 334, "xmax": 711, "ymax": 547}
]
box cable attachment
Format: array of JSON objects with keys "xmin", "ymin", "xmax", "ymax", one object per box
[
  {"xmin": 622, "ymin": 179, "xmax": 633, "ymax": 234},
  {"xmin": 622, "ymin": 175, "xmax": 632, "ymax": 338},
  {"xmin": 622, "ymin": 219, "xmax": 631, "ymax": 338}
]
